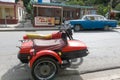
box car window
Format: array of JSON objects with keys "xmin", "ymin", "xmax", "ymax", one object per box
[
  {"xmin": 83, "ymin": 16, "xmax": 89, "ymax": 20},
  {"xmin": 83, "ymin": 15, "xmax": 107, "ymax": 21},
  {"xmin": 85, "ymin": 16, "xmax": 95, "ymax": 20},
  {"xmin": 95, "ymin": 16, "xmax": 104, "ymax": 20}
]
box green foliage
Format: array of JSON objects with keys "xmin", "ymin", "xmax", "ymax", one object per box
[
  {"xmin": 97, "ymin": 4, "xmax": 109, "ymax": 16},
  {"xmin": 66, "ymin": 0, "xmax": 84, "ymax": 5},
  {"xmin": 23, "ymin": 0, "xmax": 31, "ymax": 7},
  {"xmin": 118, "ymin": 21, "xmax": 120, "ymax": 25},
  {"xmin": 115, "ymin": 3, "xmax": 120, "ymax": 11},
  {"xmin": 26, "ymin": 3, "xmax": 32, "ymax": 13},
  {"xmin": 15, "ymin": 0, "xmax": 19, "ymax": 3},
  {"xmin": 114, "ymin": 3, "xmax": 120, "ymax": 20},
  {"xmin": 84, "ymin": 0, "xmax": 96, "ymax": 6},
  {"xmin": 15, "ymin": 0, "xmax": 31, "ymax": 11},
  {"xmin": 65, "ymin": 0, "xmax": 120, "ymax": 16},
  {"xmin": 15, "ymin": 0, "xmax": 120, "ymax": 19}
]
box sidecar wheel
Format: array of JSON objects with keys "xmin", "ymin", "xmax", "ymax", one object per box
[
  {"xmin": 31, "ymin": 57, "xmax": 59, "ymax": 80},
  {"xmin": 70, "ymin": 58, "xmax": 83, "ymax": 68}
]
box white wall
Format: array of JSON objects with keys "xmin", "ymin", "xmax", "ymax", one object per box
[{"xmin": 17, "ymin": 7, "xmax": 24, "ymax": 21}]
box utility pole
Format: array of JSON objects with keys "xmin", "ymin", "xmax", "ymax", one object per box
[{"xmin": 108, "ymin": 0, "xmax": 113, "ymax": 19}]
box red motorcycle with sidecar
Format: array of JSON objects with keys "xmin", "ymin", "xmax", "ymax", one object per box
[{"xmin": 17, "ymin": 24, "xmax": 89, "ymax": 80}]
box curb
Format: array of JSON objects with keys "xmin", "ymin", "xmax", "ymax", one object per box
[
  {"xmin": 0, "ymin": 27, "xmax": 120, "ymax": 31},
  {"xmin": 0, "ymin": 27, "xmax": 59, "ymax": 31},
  {"xmin": 56, "ymin": 68, "xmax": 120, "ymax": 80}
]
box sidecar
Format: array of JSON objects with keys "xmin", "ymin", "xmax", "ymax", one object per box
[{"xmin": 17, "ymin": 26, "xmax": 89, "ymax": 80}]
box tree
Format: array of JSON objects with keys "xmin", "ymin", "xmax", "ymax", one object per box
[
  {"xmin": 112, "ymin": 0, "xmax": 120, "ymax": 8},
  {"xmin": 64, "ymin": 0, "xmax": 85, "ymax": 5},
  {"xmin": 15, "ymin": 0, "xmax": 31, "ymax": 9},
  {"xmin": 97, "ymin": 4, "xmax": 109, "ymax": 16},
  {"xmin": 15, "ymin": 0, "xmax": 31, "ymax": 14},
  {"xmin": 115, "ymin": 3, "xmax": 120, "ymax": 11}
]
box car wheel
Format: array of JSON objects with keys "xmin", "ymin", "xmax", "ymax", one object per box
[
  {"xmin": 74, "ymin": 25, "xmax": 82, "ymax": 32},
  {"xmin": 104, "ymin": 26, "xmax": 110, "ymax": 31},
  {"xmin": 31, "ymin": 57, "xmax": 59, "ymax": 80}
]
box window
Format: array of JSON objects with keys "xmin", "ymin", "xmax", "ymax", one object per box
[
  {"xmin": 38, "ymin": 8, "xmax": 54, "ymax": 17},
  {"xmin": 5, "ymin": 8, "xmax": 14, "ymax": 19}
]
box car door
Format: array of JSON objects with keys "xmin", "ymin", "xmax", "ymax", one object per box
[
  {"xmin": 92, "ymin": 16, "xmax": 105, "ymax": 29},
  {"xmin": 87, "ymin": 16, "xmax": 96, "ymax": 29},
  {"xmin": 82, "ymin": 16, "xmax": 94, "ymax": 29}
]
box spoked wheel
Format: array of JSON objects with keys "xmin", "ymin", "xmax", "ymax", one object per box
[
  {"xmin": 31, "ymin": 57, "xmax": 59, "ymax": 80},
  {"xmin": 74, "ymin": 25, "xmax": 82, "ymax": 32}
]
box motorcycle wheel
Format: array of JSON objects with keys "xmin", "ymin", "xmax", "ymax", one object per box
[{"xmin": 31, "ymin": 57, "xmax": 59, "ymax": 80}]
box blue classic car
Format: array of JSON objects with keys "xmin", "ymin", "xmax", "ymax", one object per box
[{"xmin": 67, "ymin": 15, "xmax": 117, "ymax": 31}]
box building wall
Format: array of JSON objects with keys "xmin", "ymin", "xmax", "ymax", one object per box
[
  {"xmin": 0, "ymin": 8, "xmax": 2, "ymax": 19},
  {"xmin": 17, "ymin": 7, "xmax": 24, "ymax": 21},
  {"xmin": 63, "ymin": 7, "xmax": 80, "ymax": 20},
  {"xmin": 0, "ymin": 1, "xmax": 24, "ymax": 24},
  {"xmin": 0, "ymin": 2, "xmax": 17, "ymax": 24},
  {"xmin": 33, "ymin": 4, "xmax": 96, "ymax": 27}
]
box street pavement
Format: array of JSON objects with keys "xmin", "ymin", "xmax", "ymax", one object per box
[
  {"xmin": 0, "ymin": 20, "xmax": 120, "ymax": 80},
  {"xmin": 56, "ymin": 68, "xmax": 120, "ymax": 80},
  {"xmin": 0, "ymin": 20, "xmax": 120, "ymax": 31}
]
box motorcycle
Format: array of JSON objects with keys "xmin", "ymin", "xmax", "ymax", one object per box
[{"xmin": 17, "ymin": 23, "xmax": 89, "ymax": 80}]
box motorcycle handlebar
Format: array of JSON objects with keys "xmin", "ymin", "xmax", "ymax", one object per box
[{"xmin": 59, "ymin": 23, "xmax": 73, "ymax": 40}]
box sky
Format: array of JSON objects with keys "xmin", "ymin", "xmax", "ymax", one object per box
[{"xmin": 0, "ymin": 0, "xmax": 15, "ymax": 2}]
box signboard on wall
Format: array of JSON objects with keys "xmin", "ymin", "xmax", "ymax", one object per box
[{"xmin": 35, "ymin": 16, "xmax": 55, "ymax": 26}]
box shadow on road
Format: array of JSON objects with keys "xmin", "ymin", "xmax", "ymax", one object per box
[
  {"xmin": 1, "ymin": 63, "xmax": 32, "ymax": 80},
  {"xmin": 1, "ymin": 63, "xmax": 83, "ymax": 80}
]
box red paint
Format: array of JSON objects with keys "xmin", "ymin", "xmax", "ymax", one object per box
[
  {"xmin": 62, "ymin": 40, "xmax": 87, "ymax": 52},
  {"xmin": 19, "ymin": 41, "xmax": 33, "ymax": 53},
  {"xmin": 29, "ymin": 50, "xmax": 62, "ymax": 68}
]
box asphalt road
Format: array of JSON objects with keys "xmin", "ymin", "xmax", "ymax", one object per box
[{"xmin": 0, "ymin": 29, "xmax": 120, "ymax": 80}]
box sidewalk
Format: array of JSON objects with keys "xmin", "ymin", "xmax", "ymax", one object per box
[
  {"xmin": 81, "ymin": 68, "xmax": 120, "ymax": 80},
  {"xmin": 0, "ymin": 20, "xmax": 120, "ymax": 31},
  {"xmin": 0, "ymin": 20, "xmax": 59, "ymax": 31},
  {"xmin": 56, "ymin": 68, "xmax": 120, "ymax": 80}
]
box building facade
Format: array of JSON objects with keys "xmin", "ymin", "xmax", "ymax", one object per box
[
  {"xmin": 32, "ymin": 3, "xmax": 96, "ymax": 27},
  {"xmin": 0, "ymin": 1, "xmax": 24, "ymax": 24}
]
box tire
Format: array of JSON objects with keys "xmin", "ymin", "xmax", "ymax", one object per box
[
  {"xmin": 104, "ymin": 26, "xmax": 110, "ymax": 31},
  {"xmin": 74, "ymin": 25, "xmax": 82, "ymax": 32},
  {"xmin": 31, "ymin": 57, "xmax": 59, "ymax": 80}
]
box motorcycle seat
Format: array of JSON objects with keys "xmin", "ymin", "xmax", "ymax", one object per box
[
  {"xmin": 33, "ymin": 39, "xmax": 66, "ymax": 51},
  {"xmin": 25, "ymin": 33, "xmax": 52, "ymax": 39}
]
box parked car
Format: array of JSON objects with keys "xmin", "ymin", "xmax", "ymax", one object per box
[{"xmin": 66, "ymin": 15, "xmax": 117, "ymax": 31}]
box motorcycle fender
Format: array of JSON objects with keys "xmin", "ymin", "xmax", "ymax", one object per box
[{"xmin": 29, "ymin": 50, "xmax": 62, "ymax": 68}]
